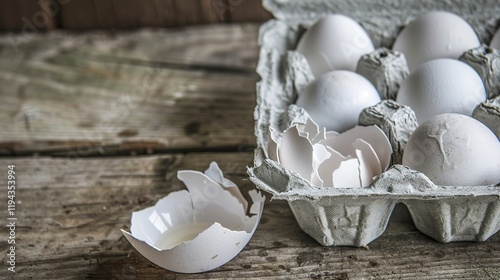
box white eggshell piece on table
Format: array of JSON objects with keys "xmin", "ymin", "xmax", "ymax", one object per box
[
  {"xmin": 296, "ymin": 14, "xmax": 374, "ymax": 76},
  {"xmin": 317, "ymin": 147, "xmax": 349, "ymax": 187},
  {"xmin": 332, "ymin": 158, "xmax": 362, "ymax": 188},
  {"xmin": 393, "ymin": 11, "xmax": 480, "ymax": 72},
  {"xmin": 204, "ymin": 161, "xmax": 248, "ymax": 212},
  {"xmin": 178, "ymin": 170, "xmax": 246, "ymax": 229},
  {"xmin": 402, "ymin": 113, "xmax": 500, "ymax": 186},
  {"xmin": 396, "ymin": 59, "xmax": 486, "ymax": 124},
  {"xmin": 121, "ymin": 162, "xmax": 265, "ymax": 273},
  {"xmin": 279, "ymin": 125, "xmax": 314, "ymax": 180},
  {"xmin": 319, "ymin": 125, "xmax": 392, "ymax": 170},
  {"xmin": 491, "ymin": 27, "xmax": 500, "ymax": 50},
  {"xmin": 297, "ymin": 70, "xmax": 381, "ymax": 132}
]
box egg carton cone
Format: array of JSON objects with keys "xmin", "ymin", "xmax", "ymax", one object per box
[{"xmin": 249, "ymin": 0, "xmax": 500, "ymax": 247}]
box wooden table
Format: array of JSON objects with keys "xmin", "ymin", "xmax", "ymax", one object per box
[{"xmin": 0, "ymin": 24, "xmax": 498, "ymax": 279}]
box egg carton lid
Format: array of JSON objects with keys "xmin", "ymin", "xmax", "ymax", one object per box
[{"xmin": 262, "ymin": 0, "xmax": 500, "ymax": 47}]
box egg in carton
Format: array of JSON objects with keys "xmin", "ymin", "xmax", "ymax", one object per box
[{"xmin": 249, "ymin": 0, "xmax": 500, "ymax": 246}]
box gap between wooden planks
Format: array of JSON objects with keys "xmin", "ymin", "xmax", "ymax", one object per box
[{"xmin": 0, "ymin": 153, "xmax": 498, "ymax": 279}]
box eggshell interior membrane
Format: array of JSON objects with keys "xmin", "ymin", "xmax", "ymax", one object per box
[
  {"xmin": 296, "ymin": 14, "xmax": 374, "ymax": 76},
  {"xmin": 402, "ymin": 113, "xmax": 500, "ymax": 186},
  {"xmin": 297, "ymin": 70, "xmax": 381, "ymax": 133},
  {"xmin": 396, "ymin": 58, "xmax": 486, "ymax": 124},
  {"xmin": 279, "ymin": 125, "xmax": 314, "ymax": 180},
  {"xmin": 491, "ymin": 27, "xmax": 500, "ymax": 50},
  {"xmin": 393, "ymin": 11, "xmax": 480, "ymax": 72}
]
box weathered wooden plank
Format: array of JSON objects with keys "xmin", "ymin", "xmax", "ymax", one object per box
[
  {"xmin": 0, "ymin": 25, "xmax": 259, "ymax": 155},
  {"xmin": 0, "ymin": 24, "xmax": 260, "ymax": 72},
  {"xmin": 0, "ymin": 154, "xmax": 498, "ymax": 279},
  {"xmin": 56, "ymin": 0, "xmax": 271, "ymax": 29},
  {"xmin": 59, "ymin": 0, "xmax": 185, "ymax": 29},
  {"xmin": 0, "ymin": 0, "xmax": 46, "ymax": 31},
  {"xmin": 226, "ymin": 0, "xmax": 273, "ymax": 23}
]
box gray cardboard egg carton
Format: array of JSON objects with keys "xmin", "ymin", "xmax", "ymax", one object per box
[{"xmin": 248, "ymin": 0, "xmax": 500, "ymax": 246}]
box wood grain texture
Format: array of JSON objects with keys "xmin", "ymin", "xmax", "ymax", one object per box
[
  {"xmin": 0, "ymin": 24, "xmax": 259, "ymax": 155},
  {"xmin": 57, "ymin": 0, "xmax": 271, "ymax": 29},
  {"xmin": 0, "ymin": 0, "xmax": 49, "ymax": 31},
  {"xmin": 0, "ymin": 154, "xmax": 498, "ymax": 279},
  {"xmin": 0, "ymin": 0, "xmax": 273, "ymax": 31}
]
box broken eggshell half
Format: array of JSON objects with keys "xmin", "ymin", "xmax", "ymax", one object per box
[{"xmin": 121, "ymin": 162, "xmax": 265, "ymax": 273}]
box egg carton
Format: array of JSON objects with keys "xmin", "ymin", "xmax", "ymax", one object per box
[{"xmin": 248, "ymin": 0, "xmax": 500, "ymax": 246}]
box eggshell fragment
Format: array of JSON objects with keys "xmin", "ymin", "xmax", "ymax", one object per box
[
  {"xmin": 279, "ymin": 125, "xmax": 314, "ymax": 180},
  {"xmin": 121, "ymin": 162, "xmax": 265, "ymax": 273},
  {"xmin": 266, "ymin": 127, "xmax": 279, "ymax": 162},
  {"xmin": 319, "ymin": 125, "xmax": 392, "ymax": 170},
  {"xmin": 313, "ymin": 147, "xmax": 344, "ymax": 187},
  {"xmin": 353, "ymin": 139, "xmax": 382, "ymax": 187},
  {"xmin": 332, "ymin": 158, "xmax": 361, "ymax": 188}
]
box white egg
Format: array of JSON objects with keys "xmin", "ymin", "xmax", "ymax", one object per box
[
  {"xmin": 396, "ymin": 59, "xmax": 486, "ymax": 123},
  {"xmin": 403, "ymin": 113, "xmax": 500, "ymax": 186},
  {"xmin": 393, "ymin": 11, "xmax": 480, "ymax": 72},
  {"xmin": 296, "ymin": 14, "xmax": 375, "ymax": 76},
  {"xmin": 491, "ymin": 27, "xmax": 500, "ymax": 50},
  {"xmin": 297, "ymin": 70, "xmax": 381, "ymax": 132}
]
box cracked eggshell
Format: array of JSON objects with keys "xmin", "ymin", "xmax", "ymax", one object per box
[
  {"xmin": 319, "ymin": 125, "xmax": 392, "ymax": 171},
  {"xmin": 402, "ymin": 113, "xmax": 500, "ymax": 186},
  {"xmin": 393, "ymin": 11, "xmax": 480, "ymax": 72},
  {"xmin": 121, "ymin": 162, "xmax": 265, "ymax": 273},
  {"xmin": 296, "ymin": 70, "xmax": 381, "ymax": 133},
  {"xmin": 296, "ymin": 14, "xmax": 375, "ymax": 76}
]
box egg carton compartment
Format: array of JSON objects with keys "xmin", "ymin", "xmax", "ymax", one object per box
[{"xmin": 249, "ymin": 0, "xmax": 500, "ymax": 246}]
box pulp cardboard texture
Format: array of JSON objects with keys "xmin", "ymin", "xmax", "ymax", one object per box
[{"xmin": 248, "ymin": 0, "xmax": 500, "ymax": 246}]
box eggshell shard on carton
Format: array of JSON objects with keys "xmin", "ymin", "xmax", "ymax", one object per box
[
  {"xmin": 270, "ymin": 107, "xmax": 392, "ymax": 189},
  {"xmin": 459, "ymin": 45, "xmax": 500, "ymax": 99},
  {"xmin": 122, "ymin": 162, "xmax": 265, "ymax": 273},
  {"xmin": 252, "ymin": 0, "xmax": 500, "ymax": 247}
]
